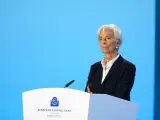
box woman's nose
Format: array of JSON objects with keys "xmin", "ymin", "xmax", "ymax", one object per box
[{"xmin": 103, "ymin": 39, "xmax": 107, "ymax": 44}]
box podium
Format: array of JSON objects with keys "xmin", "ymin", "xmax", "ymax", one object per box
[{"xmin": 22, "ymin": 88, "xmax": 138, "ymax": 120}]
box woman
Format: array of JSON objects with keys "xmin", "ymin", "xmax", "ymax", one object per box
[{"xmin": 85, "ymin": 24, "xmax": 136, "ymax": 101}]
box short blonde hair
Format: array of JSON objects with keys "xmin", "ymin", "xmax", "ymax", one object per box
[{"xmin": 97, "ymin": 24, "xmax": 122, "ymax": 42}]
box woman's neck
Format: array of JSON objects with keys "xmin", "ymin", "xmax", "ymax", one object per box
[{"xmin": 104, "ymin": 52, "xmax": 118, "ymax": 63}]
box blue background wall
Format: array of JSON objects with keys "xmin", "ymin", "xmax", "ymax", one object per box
[{"xmin": 0, "ymin": 0, "xmax": 155, "ymax": 120}]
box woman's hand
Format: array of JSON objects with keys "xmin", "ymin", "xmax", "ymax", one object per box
[{"xmin": 87, "ymin": 86, "xmax": 93, "ymax": 93}]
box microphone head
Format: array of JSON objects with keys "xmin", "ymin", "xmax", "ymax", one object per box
[{"xmin": 64, "ymin": 80, "xmax": 75, "ymax": 88}]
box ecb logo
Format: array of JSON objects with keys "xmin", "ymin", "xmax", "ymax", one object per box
[{"xmin": 50, "ymin": 97, "xmax": 59, "ymax": 107}]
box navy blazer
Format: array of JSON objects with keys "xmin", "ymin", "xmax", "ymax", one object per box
[{"xmin": 85, "ymin": 55, "xmax": 136, "ymax": 101}]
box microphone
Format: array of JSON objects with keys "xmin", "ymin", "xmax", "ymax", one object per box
[{"xmin": 64, "ymin": 80, "xmax": 75, "ymax": 88}]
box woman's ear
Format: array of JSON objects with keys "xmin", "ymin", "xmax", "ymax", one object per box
[{"xmin": 116, "ymin": 40, "xmax": 121, "ymax": 48}]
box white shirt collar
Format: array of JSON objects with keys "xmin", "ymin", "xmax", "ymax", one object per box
[{"xmin": 101, "ymin": 54, "xmax": 120, "ymax": 69}]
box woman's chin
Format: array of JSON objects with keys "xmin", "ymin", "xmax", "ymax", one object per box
[{"xmin": 102, "ymin": 51, "xmax": 110, "ymax": 54}]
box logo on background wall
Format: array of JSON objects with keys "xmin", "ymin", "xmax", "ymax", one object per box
[{"xmin": 50, "ymin": 97, "xmax": 59, "ymax": 107}]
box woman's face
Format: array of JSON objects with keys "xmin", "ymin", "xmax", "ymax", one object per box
[{"xmin": 98, "ymin": 29, "xmax": 120, "ymax": 54}]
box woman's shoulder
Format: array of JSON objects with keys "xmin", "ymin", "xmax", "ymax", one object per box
[
  {"xmin": 90, "ymin": 61, "xmax": 101, "ymax": 69},
  {"xmin": 121, "ymin": 57, "xmax": 136, "ymax": 70}
]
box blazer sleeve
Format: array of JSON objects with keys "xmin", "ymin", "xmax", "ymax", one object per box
[
  {"xmin": 112, "ymin": 64, "xmax": 136, "ymax": 98},
  {"xmin": 85, "ymin": 64, "xmax": 95, "ymax": 92}
]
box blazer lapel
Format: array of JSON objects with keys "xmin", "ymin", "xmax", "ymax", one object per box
[{"xmin": 102, "ymin": 55, "xmax": 123, "ymax": 84}]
